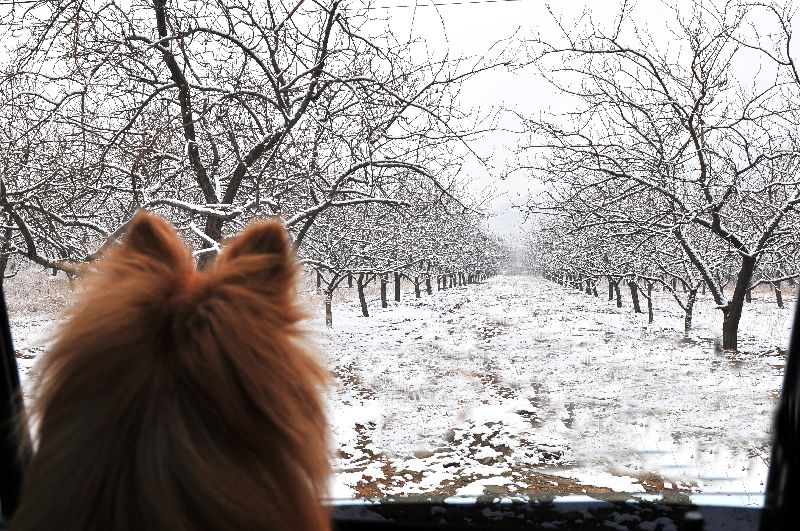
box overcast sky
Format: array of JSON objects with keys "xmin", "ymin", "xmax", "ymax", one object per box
[
  {"xmin": 361, "ymin": 0, "xmax": 800, "ymax": 236},
  {"xmin": 360, "ymin": 0, "xmax": 634, "ymax": 236}
]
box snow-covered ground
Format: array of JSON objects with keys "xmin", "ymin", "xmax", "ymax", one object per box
[
  {"xmin": 8, "ymin": 274, "xmax": 789, "ymax": 504},
  {"xmin": 314, "ymin": 276, "xmax": 786, "ymax": 503}
]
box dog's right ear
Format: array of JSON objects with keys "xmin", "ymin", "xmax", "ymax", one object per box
[
  {"xmin": 115, "ymin": 211, "xmax": 193, "ymax": 271},
  {"xmin": 214, "ymin": 219, "xmax": 295, "ymax": 288},
  {"xmin": 221, "ymin": 219, "xmax": 292, "ymax": 262}
]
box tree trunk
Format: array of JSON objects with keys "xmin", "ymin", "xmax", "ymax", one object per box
[
  {"xmin": 325, "ymin": 292, "xmax": 333, "ymax": 327},
  {"xmin": 316, "ymin": 270, "xmax": 322, "ymax": 290},
  {"xmin": 347, "ymin": 272, "xmax": 353, "ymax": 288},
  {"xmin": 613, "ymin": 280, "xmax": 622, "ymax": 308},
  {"xmin": 0, "ymin": 256, "xmax": 8, "ymax": 289},
  {"xmin": 198, "ymin": 216, "xmax": 224, "ymax": 270},
  {"xmin": 646, "ymin": 281, "xmax": 653, "ymax": 324},
  {"xmin": 608, "ymin": 278, "xmax": 614, "ymax": 301},
  {"xmin": 357, "ymin": 273, "xmax": 369, "ymax": 317},
  {"xmin": 414, "ymin": 277, "xmax": 421, "ymax": 298},
  {"xmin": 722, "ymin": 256, "xmax": 757, "ymax": 351},
  {"xmin": 684, "ymin": 288, "xmax": 697, "ymax": 335},
  {"xmin": 628, "ymin": 280, "xmax": 642, "ymax": 313},
  {"xmin": 0, "ymin": 230, "xmax": 10, "ymax": 289},
  {"xmin": 394, "ymin": 272, "xmax": 401, "ymax": 302},
  {"xmin": 0, "ymin": 224, "xmax": 12, "ymax": 288},
  {"xmin": 746, "ymin": 288, "xmax": 752, "ymax": 303},
  {"xmin": 592, "ymin": 281, "xmax": 598, "ymax": 297},
  {"xmin": 426, "ymin": 276, "xmax": 432, "ymax": 295},
  {"xmin": 381, "ymin": 274, "xmax": 388, "ymax": 308},
  {"xmin": 585, "ymin": 279, "xmax": 592, "ymax": 295},
  {"xmin": 775, "ymin": 280, "xmax": 784, "ymax": 309}
]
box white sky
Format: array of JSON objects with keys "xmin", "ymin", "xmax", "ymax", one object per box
[
  {"xmin": 363, "ymin": 0, "xmax": 800, "ymax": 236},
  {"xmin": 361, "ymin": 0, "xmax": 634, "ymax": 235}
]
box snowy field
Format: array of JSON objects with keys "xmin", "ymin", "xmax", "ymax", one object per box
[
  {"xmin": 7, "ymin": 273, "xmax": 789, "ymax": 505},
  {"xmin": 316, "ymin": 276, "xmax": 787, "ymax": 504}
]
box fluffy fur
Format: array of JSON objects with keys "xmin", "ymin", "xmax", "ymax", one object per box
[{"xmin": 12, "ymin": 212, "xmax": 331, "ymax": 531}]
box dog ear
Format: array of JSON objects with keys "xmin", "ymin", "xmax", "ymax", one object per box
[
  {"xmin": 119, "ymin": 211, "xmax": 192, "ymax": 269},
  {"xmin": 215, "ymin": 219, "xmax": 296, "ymax": 292},
  {"xmin": 221, "ymin": 219, "xmax": 292, "ymax": 262}
]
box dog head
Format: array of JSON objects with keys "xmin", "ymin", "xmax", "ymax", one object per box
[{"xmin": 14, "ymin": 212, "xmax": 331, "ymax": 531}]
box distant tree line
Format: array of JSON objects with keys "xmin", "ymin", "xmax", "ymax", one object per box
[{"xmin": 303, "ymin": 195, "xmax": 506, "ymax": 325}]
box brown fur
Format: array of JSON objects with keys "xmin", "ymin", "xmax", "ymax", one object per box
[{"xmin": 12, "ymin": 212, "xmax": 331, "ymax": 531}]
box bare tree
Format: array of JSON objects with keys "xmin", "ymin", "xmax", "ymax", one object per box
[
  {"xmin": 0, "ymin": 0, "xmax": 496, "ymax": 270},
  {"xmin": 519, "ymin": 0, "xmax": 800, "ymax": 349}
]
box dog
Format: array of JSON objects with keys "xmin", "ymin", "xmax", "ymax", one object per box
[{"xmin": 12, "ymin": 212, "xmax": 331, "ymax": 530}]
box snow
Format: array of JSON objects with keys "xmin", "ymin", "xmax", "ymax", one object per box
[
  {"xmin": 550, "ymin": 471, "xmax": 646, "ymax": 493},
  {"xmin": 11, "ymin": 315, "xmax": 61, "ymax": 401},
  {"xmin": 689, "ymin": 493, "xmax": 765, "ymax": 508},
  {"xmin": 8, "ymin": 274, "xmax": 789, "ymax": 502},
  {"xmin": 455, "ymin": 476, "xmax": 512, "ymax": 496},
  {"xmin": 552, "ymin": 494, "xmax": 615, "ymax": 511},
  {"xmin": 315, "ymin": 275, "xmax": 787, "ymax": 499}
]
